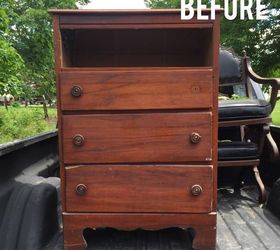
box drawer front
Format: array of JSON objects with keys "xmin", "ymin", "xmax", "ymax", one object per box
[
  {"xmin": 62, "ymin": 112, "xmax": 212, "ymax": 164},
  {"xmin": 65, "ymin": 165, "xmax": 213, "ymax": 213},
  {"xmin": 60, "ymin": 69, "xmax": 212, "ymax": 110}
]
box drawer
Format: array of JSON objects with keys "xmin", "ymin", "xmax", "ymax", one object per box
[
  {"xmin": 62, "ymin": 112, "xmax": 212, "ymax": 164},
  {"xmin": 60, "ymin": 69, "xmax": 213, "ymax": 110},
  {"xmin": 65, "ymin": 165, "xmax": 213, "ymax": 213}
]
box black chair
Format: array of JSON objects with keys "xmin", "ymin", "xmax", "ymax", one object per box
[{"xmin": 218, "ymin": 48, "xmax": 280, "ymax": 203}]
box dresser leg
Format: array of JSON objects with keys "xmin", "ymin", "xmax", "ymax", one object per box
[
  {"xmin": 192, "ymin": 225, "xmax": 216, "ymax": 250},
  {"xmin": 63, "ymin": 226, "xmax": 87, "ymax": 250}
]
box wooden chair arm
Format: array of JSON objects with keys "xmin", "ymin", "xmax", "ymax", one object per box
[
  {"xmin": 244, "ymin": 57, "xmax": 280, "ymax": 111},
  {"xmin": 266, "ymin": 132, "xmax": 279, "ymax": 161},
  {"xmin": 219, "ymin": 117, "xmax": 272, "ymax": 128}
]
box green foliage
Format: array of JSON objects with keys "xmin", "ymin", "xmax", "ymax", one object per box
[
  {"xmin": 0, "ymin": 5, "xmax": 25, "ymax": 96},
  {"xmin": 145, "ymin": 0, "xmax": 180, "ymax": 8},
  {"xmin": 11, "ymin": 101, "xmax": 20, "ymax": 107},
  {"xmin": 0, "ymin": 8, "xmax": 9, "ymax": 35},
  {"xmin": 267, "ymin": 64, "xmax": 280, "ymax": 78},
  {"xmin": 272, "ymin": 100, "xmax": 280, "ymax": 126},
  {"xmin": 220, "ymin": 0, "xmax": 280, "ymax": 76},
  {"xmin": 145, "ymin": 0, "xmax": 215, "ymax": 8},
  {"xmin": 0, "ymin": 106, "xmax": 57, "ymax": 144},
  {"xmin": 230, "ymin": 94, "xmax": 248, "ymax": 100},
  {"xmin": 10, "ymin": 1, "xmax": 77, "ymax": 102},
  {"xmin": 146, "ymin": 0, "xmax": 280, "ymax": 77},
  {"xmin": 0, "ymin": 0, "xmax": 90, "ymax": 101},
  {"xmin": 0, "ymin": 39, "xmax": 24, "ymax": 95},
  {"xmin": 0, "ymin": 0, "xmax": 90, "ymax": 143}
]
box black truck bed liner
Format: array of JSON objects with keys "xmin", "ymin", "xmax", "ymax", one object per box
[{"xmin": 217, "ymin": 187, "xmax": 280, "ymax": 250}]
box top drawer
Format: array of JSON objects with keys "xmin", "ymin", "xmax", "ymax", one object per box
[{"xmin": 60, "ymin": 69, "xmax": 213, "ymax": 110}]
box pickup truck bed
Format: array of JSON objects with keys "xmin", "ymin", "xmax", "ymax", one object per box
[
  {"xmin": 217, "ymin": 187, "xmax": 280, "ymax": 250},
  {"xmin": 48, "ymin": 187, "xmax": 280, "ymax": 250}
]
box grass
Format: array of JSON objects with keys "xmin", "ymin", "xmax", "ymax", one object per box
[
  {"xmin": 0, "ymin": 106, "xmax": 57, "ymax": 144},
  {"xmin": 272, "ymin": 100, "xmax": 280, "ymax": 126}
]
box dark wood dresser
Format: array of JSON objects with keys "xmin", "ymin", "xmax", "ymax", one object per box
[{"xmin": 50, "ymin": 9, "xmax": 221, "ymax": 250}]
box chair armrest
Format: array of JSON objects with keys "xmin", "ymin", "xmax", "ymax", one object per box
[
  {"xmin": 244, "ymin": 57, "xmax": 280, "ymax": 111},
  {"xmin": 219, "ymin": 117, "xmax": 272, "ymax": 127},
  {"xmin": 266, "ymin": 132, "xmax": 279, "ymax": 162}
]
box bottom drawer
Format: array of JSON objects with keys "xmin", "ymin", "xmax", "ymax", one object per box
[{"xmin": 65, "ymin": 165, "xmax": 213, "ymax": 213}]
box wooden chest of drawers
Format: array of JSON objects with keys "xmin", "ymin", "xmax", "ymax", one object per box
[{"xmin": 50, "ymin": 9, "xmax": 221, "ymax": 250}]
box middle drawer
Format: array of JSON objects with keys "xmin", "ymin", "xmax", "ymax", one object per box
[{"xmin": 63, "ymin": 112, "xmax": 212, "ymax": 164}]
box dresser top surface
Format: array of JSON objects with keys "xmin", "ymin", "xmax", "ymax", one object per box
[{"xmin": 48, "ymin": 8, "xmax": 223, "ymax": 15}]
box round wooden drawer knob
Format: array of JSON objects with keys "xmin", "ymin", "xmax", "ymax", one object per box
[
  {"xmin": 72, "ymin": 134, "xmax": 85, "ymax": 147},
  {"xmin": 190, "ymin": 132, "xmax": 202, "ymax": 144},
  {"xmin": 191, "ymin": 185, "xmax": 203, "ymax": 196},
  {"xmin": 76, "ymin": 184, "xmax": 87, "ymax": 196},
  {"xmin": 71, "ymin": 85, "xmax": 82, "ymax": 97}
]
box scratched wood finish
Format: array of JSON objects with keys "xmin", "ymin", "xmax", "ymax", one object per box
[
  {"xmin": 65, "ymin": 165, "xmax": 213, "ymax": 213},
  {"xmin": 60, "ymin": 69, "xmax": 213, "ymax": 110},
  {"xmin": 62, "ymin": 112, "xmax": 212, "ymax": 164}
]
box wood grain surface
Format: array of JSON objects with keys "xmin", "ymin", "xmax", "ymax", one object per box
[
  {"xmin": 65, "ymin": 164, "xmax": 213, "ymax": 213},
  {"xmin": 60, "ymin": 69, "xmax": 213, "ymax": 110},
  {"xmin": 62, "ymin": 112, "xmax": 212, "ymax": 164},
  {"xmin": 56, "ymin": 10, "xmax": 214, "ymax": 25},
  {"xmin": 51, "ymin": 9, "xmax": 221, "ymax": 250}
]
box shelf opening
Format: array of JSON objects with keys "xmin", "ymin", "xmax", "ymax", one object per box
[{"xmin": 61, "ymin": 28, "xmax": 213, "ymax": 68}]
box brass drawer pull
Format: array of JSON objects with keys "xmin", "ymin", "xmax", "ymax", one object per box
[
  {"xmin": 190, "ymin": 132, "xmax": 202, "ymax": 144},
  {"xmin": 73, "ymin": 134, "xmax": 85, "ymax": 147},
  {"xmin": 76, "ymin": 184, "xmax": 87, "ymax": 196},
  {"xmin": 191, "ymin": 185, "xmax": 203, "ymax": 196},
  {"xmin": 71, "ymin": 85, "xmax": 82, "ymax": 97}
]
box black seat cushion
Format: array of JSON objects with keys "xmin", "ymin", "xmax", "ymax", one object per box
[
  {"xmin": 218, "ymin": 141, "xmax": 259, "ymax": 160},
  {"xmin": 219, "ymin": 99, "xmax": 271, "ymax": 121}
]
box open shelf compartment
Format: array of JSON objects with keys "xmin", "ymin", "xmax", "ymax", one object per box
[{"xmin": 61, "ymin": 28, "xmax": 213, "ymax": 68}]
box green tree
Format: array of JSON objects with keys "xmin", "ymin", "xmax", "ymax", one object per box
[
  {"xmin": 146, "ymin": 0, "xmax": 180, "ymax": 8},
  {"xmin": 1, "ymin": 0, "xmax": 89, "ymax": 108},
  {"xmin": 146, "ymin": 0, "xmax": 280, "ymax": 77},
  {"xmin": 0, "ymin": 5, "xmax": 24, "ymax": 96},
  {"xmin": 9, "ymin": 0, "xmax": 89, "ymax": 105},
  {"xmin": 220, "ymin": 0, "xmax": 280, "ymax": 76}
]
